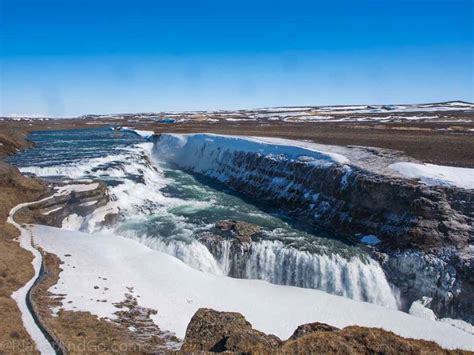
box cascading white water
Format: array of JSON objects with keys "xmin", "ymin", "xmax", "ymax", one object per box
[
  {"xmin": 214, "ymin": 239, "xmax": 399, "ymax": 309},
  {"xmin": 135, "ymin": 235, "xmax": 224, "ymax": 275},
  {"xmin": 114, "ymin": 230, "xmax": 399, "ymax": 309}
]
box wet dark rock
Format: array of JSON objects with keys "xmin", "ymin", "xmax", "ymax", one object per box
[
  {"xmin": 98, "ymin": 212, "xmax": 119, "ymax": 228},
  {"xmin": 215, "ymin": 219, "xmax": 261, "ymax": 245},
  {"xmin": 198, "ymin": 220, "xmax": 262, "ymax": 278},
  {"xmin": 197, "ymin": 231, "xmax": 251, "ymax": 278},
  {"xmin": 383, "ymin": 249, "xmax": 474, "ymax": 321},
  {"xmin": 198, "ymin": 233, "xmax": 225, "ymax": 258}
]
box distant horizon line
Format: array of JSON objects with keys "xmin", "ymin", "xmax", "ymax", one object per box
[{"xmin": 2, "ymin": 99, "xmax": 473, "ymax": 118}]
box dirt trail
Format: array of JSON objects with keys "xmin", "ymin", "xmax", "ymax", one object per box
[
  {"xmin": 8, "ymin": 196, "xmax": 60, "ymax": 354},
  {"xmin": 0, "ymin": 162, "xmax": 46, "ymax": 353}
]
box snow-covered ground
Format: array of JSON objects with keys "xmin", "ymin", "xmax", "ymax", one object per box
[
  {"xmin": 7, "ymin": 183, "xmax": 105, "ymax": 354},
  {"xmin": 30, "ymin": 224, "xmax": 474, "ymax": 350},
  {"xmin": 390, "ymin": 162, "xmax": 474, "ymax": 189},
  {"xmin": 262, "ymin": 101, "xmax": 474, "ymax": 116},
  {"xmin": 9, "ymin": 100, "xmax": 471, "ymax": 123}
]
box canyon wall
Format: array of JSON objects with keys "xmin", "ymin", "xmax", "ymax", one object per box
[{"xmin": 153, "ymin": 134, "xmax": 474, "ymax": 322}]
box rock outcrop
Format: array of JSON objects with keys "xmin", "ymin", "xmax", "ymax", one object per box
[
  {"xmin": 206, "ymin": 152, "xmax": 473, "ymax": 253},
  {"xmin": 181, "ymin": 308, "xmax": 466, "ymax": 354},
  {"xmin": 198, "ymin": 220, "xmax": 261, "ymax": 278},
  {"xmin": 214, "ymin": 220, "xmax": 261, "ymax": 244},
  {"xmin": 15, "ymin": 181, "xmax": 109, "ymax": 228},
  {"xmin": 181, "ymin": 308, "xmax": 281, "ymax": 353}
]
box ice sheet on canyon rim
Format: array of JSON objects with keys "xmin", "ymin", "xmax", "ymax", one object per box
[
  {"xmin": 389, "ymin": 162, "xmax": 474, "ymax": 189},
  {"xmin": 31, "ymin": 224, "xmax": 474, "ymax": 351},
  {"xmin": 154, "ymin": 133, "xmax": 474, "ymax": 190},
  {"xmin": 155, "ymin": 133, "xmax": 350, "ymax": 165}
]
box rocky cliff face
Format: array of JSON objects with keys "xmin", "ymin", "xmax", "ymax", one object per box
[
  {"xmin": 181, "ymin": 308, "xmax": 465, "ymax": 354},
  {"xmin": 207, "ymin": 151, "xmax": 472, "ymax": 252},
  {"xmin": 15, "ymin": 181, "xmax": 109, "ymax": 228},
  {"xmin": 153, "ymin": 135, "xmax": 474, "ymax": 322}
]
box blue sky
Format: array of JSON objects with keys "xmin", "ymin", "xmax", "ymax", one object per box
[{"xmin": 1, "ymin": 0, "xmax": 473, "ymax": 116}]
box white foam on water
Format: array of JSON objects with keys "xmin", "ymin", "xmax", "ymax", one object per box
[
  {"xmin": 237, "ymin": 240, "xmax": 398, "ymax": 309},
  {"xmin": 62, "ymin": 214, "xmax": 84, "ymax": 230},
  {"xmin": 136, "ymin": 236, "xmax": 223, "ymax": 275}
]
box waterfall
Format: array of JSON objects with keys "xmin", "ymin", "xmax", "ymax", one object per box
[
  {"xmin": 116, "ymin": 227, "xmax": 399, "ymax": 310},
  {"xmin": 127, "ymin": 234, "xmax": 224, "ymax": 275},
  {"xmin": 211, "ymin": 239, "xmax": 399, "ymax": 309}
]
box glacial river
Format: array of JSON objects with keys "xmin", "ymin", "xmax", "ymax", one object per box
[{"xmin": 9, "ymin": 127, "xmax": 399, "ymax": 309}]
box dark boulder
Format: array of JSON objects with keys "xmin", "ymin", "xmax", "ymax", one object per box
[
  {"xmin": 215, "ymin": 219, "xmax": 261, "ymax": 245},
  {"xmin": 181, "ymin": 308, "xmax": 281, "ymax": 353}
]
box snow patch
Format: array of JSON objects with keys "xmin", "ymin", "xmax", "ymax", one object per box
[
  {"xmin": 389, "ymin": 162, "xmax": 474, "ymax": 189},
  {"xmin": 409, "ymin": 298, "xmax": 437, "ymax": 321},
  {"xmin": 42, "ymin": 206, "xmax": 64, "ymax": 215},
  {"xmin": 55, "ymin": 183, "xmax": 99, "ymax": 193},
  {"xmin": 79, "ymin": 200, "xmax": 98, "ymax": 207}
]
